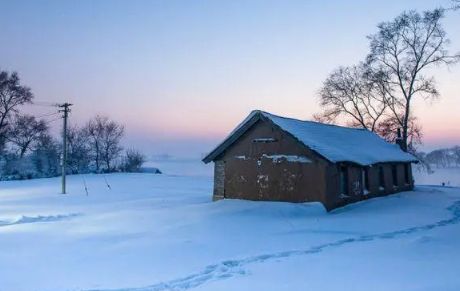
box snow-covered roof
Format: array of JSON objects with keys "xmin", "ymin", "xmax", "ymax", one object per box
[{"xmin": 203, "ymin": 110, "xmax": 418, "ymax": 166}]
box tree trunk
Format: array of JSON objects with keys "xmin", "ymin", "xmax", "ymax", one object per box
[
  {"xmin": 95, "ymin": 154, "xmax": 100, "ymax": 171},
  {"xmin": 19, "ymin": 141, "xmax": 31, "ymax": 158},
  {"xmin": 20, "ymin": 148, "xmax": 27, "ymax": 158},
  {"xmin": 401, "ymin": 100, "xmax": 411, "ymax": 152},
  {"xmin": 0, "ymin": 110, "xmax": 9, "ymax": 133}
]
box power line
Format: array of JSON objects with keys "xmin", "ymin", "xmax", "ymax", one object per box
[
  {"xmin": 44, "ymin": 116, "xmax": 63, "ymax": 124},
  {"xmin": 34, "ymin": 111, "xmax": 60, "ymax": 119},
  {"xmin": 31, "ymin": 101, "xmax": 60, "ymax": 107}
]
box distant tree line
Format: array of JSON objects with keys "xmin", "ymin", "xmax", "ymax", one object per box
[
  {"xmin": 419, "ymin": 146, "xmax": 460, "ymax": 169},
  {"xmin": 0, "ymin": 68, "xmax": 147, "ymax": 180}
]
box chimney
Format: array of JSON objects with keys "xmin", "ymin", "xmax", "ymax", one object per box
[{"xmin": 395, "ymin": 128, "xmax": 407, "ymax": 152}]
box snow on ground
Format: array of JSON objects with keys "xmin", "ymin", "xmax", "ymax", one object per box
[
  {"xmin": 414, "ymin": 166, "xmax": 460, "ymax": 187},
  {"xmin": 144, "ymin": 159, "xmax": 212, "ymax": 177},
  {"xmin": 0, "ymin": 162, "xmax": 460, "ymax": 291}
]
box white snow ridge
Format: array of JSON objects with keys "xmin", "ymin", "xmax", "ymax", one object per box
[{"xmin": 0, "ymin": 213, "xmax": 82, "ymax": 227}]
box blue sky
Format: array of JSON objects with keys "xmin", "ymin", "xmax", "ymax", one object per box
[{"xmin": 0, "ymin": 0, "xmax": 459, "ymax": 157}]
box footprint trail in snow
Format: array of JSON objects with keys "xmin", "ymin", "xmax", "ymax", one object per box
[{"xmin": 87, "ymin": 199, "xmax": 460, "ymax": 291}]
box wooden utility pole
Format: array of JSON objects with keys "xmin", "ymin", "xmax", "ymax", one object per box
[{"xmin": 58, "ymin": 103, "xmax": 72, "ymax": 194}]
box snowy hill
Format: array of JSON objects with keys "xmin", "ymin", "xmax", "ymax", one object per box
[{"xmin": 0, "ymin": 169, "xmax": 459, "ymax": 291}]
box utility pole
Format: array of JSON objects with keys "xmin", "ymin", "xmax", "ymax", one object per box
[{"xmin": 58, "ymin": 103, "xmax": 72, "ymax": 194}]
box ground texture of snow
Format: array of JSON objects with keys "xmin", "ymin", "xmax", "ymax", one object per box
[{"xmin": 0, "ymin": 164, "xmax": 459, "ymax": 291}]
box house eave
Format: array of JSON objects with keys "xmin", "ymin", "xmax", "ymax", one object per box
[
  {"xmin": 202, "ymin": 112, "xmax": 262, "ymax": 164},
  {"xmin": 334, "ymin": 159, "xmax": 419, "ymax": 167},
  {"xmin": 259, "ymin": 114, "xmax": 333, "ymax": 165}
]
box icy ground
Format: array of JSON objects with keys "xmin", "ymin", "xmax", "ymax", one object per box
[{"xmin": 0, "ymin": 164, "xmax": 460, "ymax": 291}]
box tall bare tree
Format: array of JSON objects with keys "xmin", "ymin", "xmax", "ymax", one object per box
[
  {"xmin": 85, "ymin": 115, "xmax": 124, "ymax": 172},
  {"xmin": 101, "ymin": 119, "xmax": 124, "ymax": 171},
  {"xmin": 366, "ymin": 8, "xmax": 460, "ymax": 150},
  {"xmin": 85, "ymin": 115, "xmax": 105, "ymax": 172},
  {"xmin": 314, "ymin": 63, "xmax": 387, "ymax": 131},
  {"xmin": 0, "ymin": 70, "xmax": 34, "ymax": 151},
  {"xmin": 7, "ymin": 114, "xmax": 48, "ymax": 158}
]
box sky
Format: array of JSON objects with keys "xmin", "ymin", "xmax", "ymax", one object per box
[{"xmin": 0, "ymin": 0, "xmax": 459, "ymax": 158}]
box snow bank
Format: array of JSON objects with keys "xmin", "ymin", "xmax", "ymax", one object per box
[{"xmin": 0, "ymin": 213, "xmax": 82, "ymax": 227}]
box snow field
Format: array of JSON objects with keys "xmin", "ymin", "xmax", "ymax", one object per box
[{"xmin": 0, "ymin": 164, "xmax": 459, "ymax": 291}]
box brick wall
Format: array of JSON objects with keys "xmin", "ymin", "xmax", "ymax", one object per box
[{"xmin": 213, "ymin": 160, "xmax": 225, "ymax": 200}]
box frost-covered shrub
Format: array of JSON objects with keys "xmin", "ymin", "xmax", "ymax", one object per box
[
  {"xmin": 1, "ymin": 156, "xmax": 38, "ymax": 180},
  {"xmin": 121, "ymin": 148, "xmax": 147, "ymax": 173},
  {"xmin": 0, "ymin": 134, "xmax": 61, "ymax": 180}
]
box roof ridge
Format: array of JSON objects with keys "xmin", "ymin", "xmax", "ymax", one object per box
[
  {"xmin": 258, "ymin": 110, "xmax": 369, "ymax": 131},
  {"xmin": 203, "ymin": 109, "xmax": 418, "ymax": 165}
]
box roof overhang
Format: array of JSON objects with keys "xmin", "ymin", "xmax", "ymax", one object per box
[
  {"xmin": 202, "ymin": 110, "xmax": 420, "ymax": 166},
  {"xmin": 202, "ymin": 111, "xmax": 262, "ymax": 163}
]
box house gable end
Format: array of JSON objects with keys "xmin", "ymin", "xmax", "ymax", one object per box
[
  {"xmin": 202, "ymin": 112, "xmax": 262, "ymax": 163},
  {"xmin": 203, "ymin": 111, "xmax": 333, "ymax": 165},
  {"xmin": 259, "ymin": 114, "xmax": 332, "ymax": 165},
  {"xmin": 219, "ymin": 118, "xmax": 327, "ymax": 165}
]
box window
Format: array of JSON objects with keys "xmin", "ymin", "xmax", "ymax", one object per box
[
  {"xmin": 378, "ymin": 165, "xmax": 385, "ymax": 190},
  {"xmin": 404, "ymin": 164, "xmax": 410, "ymax": 184},
  {"xmin": 362, "ymin": 168, "xmax": 369, "ymax": 194},
  {"xmin": 340, "ymin": 166, "xmax": 348, "ymax": 196},
  {"xmin": 391, "ymin": 165, "xmax": 398, "ymax": 187}
]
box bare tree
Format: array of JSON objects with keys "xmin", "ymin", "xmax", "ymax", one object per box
[
  {"xmin": 452, "ymin": 0, "xmax": 460, "ymax": 10},
  {"xmin": 366, "ymin": 8, "xmax": 460, "ymax": 150},
  {"xmin": 375, "ymin": 114, "xmax": 422, "ymax": 151},
  {"xmin": 0, "ymin": 70, "xmax": 34, "ymax": 150},
  {"xmin": 101, "ymin": 119, "xmax": 124, "ymax": 171},
  {"xmin": 7, "ymin": 114, "xmax": 48, "ymax": 158},
  {"xmin": 452, "ymin": 146, "xmax": 460, "ymax": 167},
  {"xmin": 122, "ymin": 148, "xmax": 146, "ymax": 172},
  {"xmin": 314, "ymin": 63, "xmax": 387, "ymax": 131},
  {"xmin": 376, "ymin": 112, "xmax": 434, "ymax": 172},
  {"xmin": 85, "ymin": 115, "xmax": 105, "ymax": 172},
  {"xmin": 85, "ymin": 115, "xmax": 124, "ymax": 172},
  {"xmin": 425, "ymin": 149, "xmax": 449, "ymax": 168},
  {"xmin": 314, "ymin": 63, "xmax": 426, "ymax": 154},
  {"xmin": 66, "ymin": 124, "xmax": 91, "ymax": 173}
]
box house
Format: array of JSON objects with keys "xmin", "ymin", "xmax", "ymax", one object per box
[{"xmin": 202, "ymin": 110, "xmax": 418, "ymax": 211}]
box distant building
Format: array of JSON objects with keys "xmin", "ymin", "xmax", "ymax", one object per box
[{"xmin": 202, "ymin": 110, "xmax": 417, "ymax": 211}]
